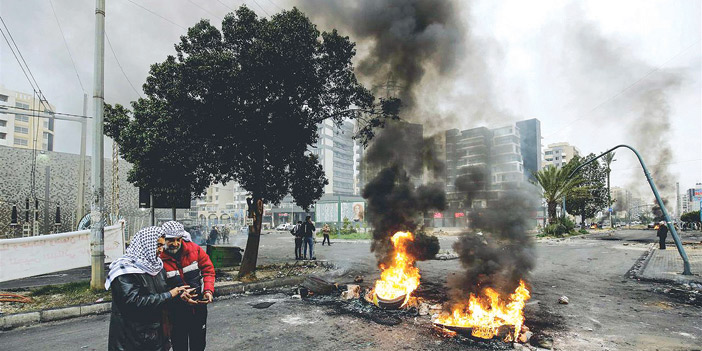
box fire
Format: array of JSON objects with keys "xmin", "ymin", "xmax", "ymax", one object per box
[
  {"xmin": 371, "ymin": 231, "xmax": 420, "ymax": 307},
  {"xmin": 433, "ymin": 280, "xmax": 531, "ymax": 342}
]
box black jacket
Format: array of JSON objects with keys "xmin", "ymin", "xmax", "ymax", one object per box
[
  {"xmin": 657, "ymin": 225, "xmax": 669, "ymax": 238},
  {"xmin": 301, "ymin": 222, "xmax": 316, "ymax": 238},
  {"xmin": 108, "ymin": 270, "xmax": 172, "ymax": 351}
]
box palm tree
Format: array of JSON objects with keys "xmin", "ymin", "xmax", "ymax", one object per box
[
  {"xmin": 602, "ymin": 152, "xmax": 616, "ymax": 229},
  {"xmin": 534, "ymin": 164, "xmax": 586, "ymax": 224}
]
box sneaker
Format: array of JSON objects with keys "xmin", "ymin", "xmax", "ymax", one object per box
[{"xmin": 312, "ymin": 257, "xmax": 317, "ymax": 260}]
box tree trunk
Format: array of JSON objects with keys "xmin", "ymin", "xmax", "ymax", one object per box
[
  {"xmin": 547, "ymin": 201, "xmax": 557, "ymax": 224},
  {"xmin": 238, "ymin": 196, "xmax": 263, "ymax": 278}
]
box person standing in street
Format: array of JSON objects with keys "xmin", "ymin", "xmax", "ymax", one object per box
[
  {"xmin": 302, "ymin": 216, "xmax": 316, "ymax": 260},
  {"xmin": 208, "ymin": 226, "xmax": 219, "ymax": 246},
  {"xmin": 160, "ymin": 221, "xmax": 216, "ymax": 351},
  {"xmin": 657, "ymin": 221, "xmax": 668, "ymax": 250},
  {"xmin": 106, "ymin": 226, "xmax": 190, "ymax": 351},
  {"xmin": 321, "ymin": 223, "xmax": 331, "ymax": 246},
  {"xmin": 291, "ymin": 220, "xmax": 303, "ymax": 260},
  {"xmin": 222, "ymin": 226, "xmax": 230, "ymax": 244}
]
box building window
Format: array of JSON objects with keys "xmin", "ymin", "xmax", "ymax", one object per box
[
  {"xmin": 0, "ymin": 120, "xmax": 6, "ymax": 127},
  {"xmin": 0, "ymin": 132, "xmax": 6, "ymax": 139},
  {"xmin": 14, "ymin": 138, "xmax": 28, "ymax": 146},
  {"xmin": 14, "ymin": 126, "xmax": 28, "ymax": 134},
  {"xmin": 0, "ymin": 94, "xmax": 8, "ymax": 102},
  {"xmin": 15, "ymin": 115, "xmax": 29, "ymax": 123}
]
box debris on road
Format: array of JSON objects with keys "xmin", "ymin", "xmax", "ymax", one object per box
[
  {"xmin": 354, "ymin": 275, "xmax": 364, "ymax": 283},
  {"xmin": 341, "ymin": 284, "xmax": 361, "ymax": 300},
  {"xmin": 434, "ymin": 250, "xmax": 459, "ymax": 260},
  {"xmin": 301, "ymin": 276, "xmax": 336, "ymax": 295},
  {"xmin": 558, "ymin": 296, "xmax": 569, "ymax": 304},
  {"xmin": 251, "ymin": 301, "xmax": 276, "ymax": 309}
]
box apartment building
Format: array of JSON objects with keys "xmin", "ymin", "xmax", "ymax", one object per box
[
  {"xmin": 0, "ymin": 86, "xmax": 55, "ymax": 151},
  {"xmin": 543, "ymin": 142, "xmax": 580, "ymax": 168}
]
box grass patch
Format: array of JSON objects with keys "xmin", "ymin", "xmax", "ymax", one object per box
[
  {"xmin": 1, "ymin": 280, "xmax": 111, "ymax": 315},
  {"xmin": 323, "ymin": 232, "xmax": 372, "ymax": 240}
]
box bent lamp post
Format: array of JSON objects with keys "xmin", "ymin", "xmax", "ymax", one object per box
[{"xmin": 568, "ymin": 144, "xmax": 691, "ymax": 275}]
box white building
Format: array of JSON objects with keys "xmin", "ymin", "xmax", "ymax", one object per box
[
  {"xmin": 543, "ymin": 142, "xmax": 580, "ymax": 169},
  {"xmin": 0, "ymin": 86, "xmax": 55, "ymax": 151},
  {"xmin": 311, "ymin": 119, "xmax": 356, "ymax": 195}
]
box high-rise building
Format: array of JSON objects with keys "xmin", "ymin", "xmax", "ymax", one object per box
[
  {"xmin": 0, "ymin": 86, "xmax": 55, "ymax": 151},
  {"xmin": 683, "ymin": 183, "xmax": 702, "ymax": 214},
  {"xmin": 516, "ymin": 119, "xmax": 541, "ymax": 181},
  {"xmin": 312, "ymin": 120, "xmax": 356, "ymax": 196},
  {"xmin": 438, "ymin": 119, "xmax": 542, "ymax": 226},
  {"xmin": 543, "ymin": 142, "xmax": 580, "ymax": 168}
]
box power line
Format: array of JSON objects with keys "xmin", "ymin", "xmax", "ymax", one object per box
[
  {"xmin": 0, "ymin": 15, "xmax": 52, "ymax": 113},
  {"xmin": 7, "ymin": 105, "xmax": 91, "ymax": 119},
  {"xmin": 265, "ymin": 0, "xmax": 283, "ymax": 10},
  {"xmin": 48, "ymin": 0, "xmax": 85, "ymax": 94},
  {"xmin": 545, "ymin": 39, "xmax": 702, "ymax": 139},
  {"xmin": 187, "ymin": 0, "xmax": 224, "ymax": 21},
  {"xmin": 123, "ymin": 0, "xmax": 187, "ymax": 30},
  {"xmin": 216, "ymin": 0, "xmax": 235, "ymax": 11},
  {"xmin": 250, "ymin": 0, "xmax": 270, "ymax": 16},
  {"xmin": 0, "ymin": 26, "xmax": 36, "ymax": 93},
  {"xmin": 105, "ymin": 31, "xmax": 143, "ymax": 99}
]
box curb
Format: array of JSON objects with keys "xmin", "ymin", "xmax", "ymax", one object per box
[
  {"xmin": 1, "ymin": 302, "xmax": 111, "ymax": 331},
  {"xmin": 1, "ymin": 277, "xmax": 305, "ymax": 331}
]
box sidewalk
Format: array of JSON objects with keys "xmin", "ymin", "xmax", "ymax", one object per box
[{"xmin": 640, "ymin": 244, "xmax": 702, "ymax": 284}]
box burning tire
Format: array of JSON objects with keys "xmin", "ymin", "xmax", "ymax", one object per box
[{"xmin": 373, "ymin": 293, "xmax": 407, "ymax": 310}]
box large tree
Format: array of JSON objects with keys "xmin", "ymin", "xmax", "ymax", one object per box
[
  {"xmin": 565, "ymin": 154, "xmax": 608, "ymax": 226},
  {"xmin": 105, "ymin": 6, "xmax": 399, "ymax": 278},
  {"xmin": 533, "ymin": 163, "xmax": 585, "ymax": 223}
]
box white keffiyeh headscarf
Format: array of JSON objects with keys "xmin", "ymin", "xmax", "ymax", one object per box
[
  {"xmin": 105, "ymin": 226, "xmax": 165, "ymax": 290},
  {"xmin": 161, "ymin": 220, "xmax": 191, "ymax": 242}
]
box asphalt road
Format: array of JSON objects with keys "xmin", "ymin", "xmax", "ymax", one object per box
[{"xmin": 2, "ymin": 231, "xmax": 701, "ymax": 350}]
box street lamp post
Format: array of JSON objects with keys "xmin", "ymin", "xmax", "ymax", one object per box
[{"xmin": 568, "ymin": 144, "xmax": 692, "ymax": 275}]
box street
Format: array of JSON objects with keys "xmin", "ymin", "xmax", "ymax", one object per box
[{"xmin": 2, "ymin": 230, "xmax": 701, "ymax": 350}]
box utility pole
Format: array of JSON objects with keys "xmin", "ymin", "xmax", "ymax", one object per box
[
  {"xmin": 90, "ymin": 0, "xmax": 106, "ymax": 290},
  {"xmin": 76, "ymin": 94, "xmax": 88, "ymax": 227}
]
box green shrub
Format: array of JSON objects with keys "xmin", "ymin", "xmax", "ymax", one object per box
[
  {"xmin": 578, "ymin": 229, "xmax": 588, "ymax": 234},
  {"xmin": 542, "ymin": 217, "xmax": 577, "ymax": 237}
]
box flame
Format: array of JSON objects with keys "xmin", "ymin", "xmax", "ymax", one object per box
[
  {"xmin": 433, "ymin": 280, "xmax": 530, "ymax": 342},
  {"xmin": 372, "ymin": 231, "xmax": 420, "ymax": 307}
]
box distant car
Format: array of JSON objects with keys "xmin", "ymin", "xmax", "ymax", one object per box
[
  {"xmin": 647, "ymin": 222, "xmax": 656, "ymax": 229},
  {"xmin": 276, "ymin": 223, "xmax": 293, "ymax": 231}
]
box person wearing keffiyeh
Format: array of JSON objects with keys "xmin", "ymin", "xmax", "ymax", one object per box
[{"xmin": 107, "ymin": 226, "xmax": 190, "ymax": 351}]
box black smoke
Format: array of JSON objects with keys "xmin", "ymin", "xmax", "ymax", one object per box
[
  {"xmin": 361, "ymin": 121, "xmax": 445, "ymax": 266},
  {"xmin": 292, "ymin": 0, "xmax": 465, "ymax": 112},
  {"xmin": 448, "ymin": 167, "xmax": 538, "ymax": 300}
]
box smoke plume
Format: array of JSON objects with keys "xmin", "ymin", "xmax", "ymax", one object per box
[
  {"xmin": 560, "ymin": 7, "xmax": 682, "ymax": 206},
  {"xmin": 290, "ymin": 0, "xmax": 490, "ymax": 129},
  {"xmin": 448, "ymin": 168, "xmax": 538, "ymax": 300},
  {"xmin": 361, "ymin": 121, "xmax": 445, "ymax": 266}
]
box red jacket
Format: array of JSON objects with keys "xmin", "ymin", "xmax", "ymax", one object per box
[{"xmin": 160, "ymin": 241, "xmax": 215, "ymax": 295}]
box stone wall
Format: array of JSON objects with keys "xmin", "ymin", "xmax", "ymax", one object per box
[{"xmin": 0, "ymin": 145, "xmax": 189, "ymax": 239}]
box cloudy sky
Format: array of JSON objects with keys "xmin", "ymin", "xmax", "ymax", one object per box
[{"xmin": 1, "ymin": 0, "xmax": 700, "ymax": 197}]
